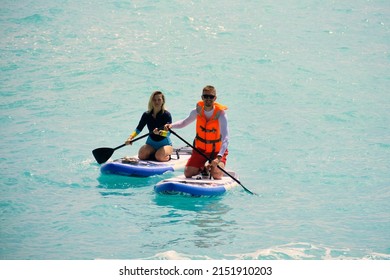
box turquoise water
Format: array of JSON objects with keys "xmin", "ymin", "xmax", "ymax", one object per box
[{"xmin": 1, "ymin": 0, "xmax": 389, "ymax": 260}]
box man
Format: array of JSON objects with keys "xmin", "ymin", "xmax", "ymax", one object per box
[{"xmin": 165, "ymin": 85, "xmax": 229, "ymax": 179}]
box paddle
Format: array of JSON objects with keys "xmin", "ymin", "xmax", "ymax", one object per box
[
  {"xmin": 92, "ymin": 132, "xmax": 149, "ymax": 164},
  {"xmin": 168, "ymin": 128, "xmax": 256, "ymax": 195}
]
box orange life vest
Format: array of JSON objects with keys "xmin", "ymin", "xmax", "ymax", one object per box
[{"xmin": 195, "ymin": 101, "xmax": 228, "ymax": 154}]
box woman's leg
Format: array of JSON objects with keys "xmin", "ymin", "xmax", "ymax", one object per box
[
  {"xmin": 138, "ymin": 144, "xmax": 155, "ymax": 160},
  {"xmin": 155, "ymin": 145, "xmax": 173, "ymax": 162}
]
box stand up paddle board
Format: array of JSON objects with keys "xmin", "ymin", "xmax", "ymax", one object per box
[
  {"xmin": 100, "ymin": 146, "xmax": 192, "ymax": 177},
  {"xmin": 154, "ymin": 171, "xmax": 239, "ymax": 196}
]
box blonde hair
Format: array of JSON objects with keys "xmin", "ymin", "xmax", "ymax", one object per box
[{"xmin": 147, "ymin": 91, "xmax": 166, "ymax": 113}]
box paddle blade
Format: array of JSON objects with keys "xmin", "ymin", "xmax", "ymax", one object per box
[{"xmin": 92, "ymin": 147, "xmax": 115, "ymax": 164}]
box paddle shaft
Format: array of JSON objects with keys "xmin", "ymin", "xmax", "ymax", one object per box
[
  {"xmin": 115, "ymin": 132, "xmax": 150, "ymax": 149},
  {"xmin": 112, "ymin": 143, "xmax": 126, "ymax": 151},
  {"xmin": 168, "ymin": 129, "xmax": 256, "ymax": 195}
]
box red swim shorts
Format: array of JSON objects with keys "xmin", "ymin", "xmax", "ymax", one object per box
[{"xmin": 186, "ymin": 149, "xmax": 228, "ymax": 169}]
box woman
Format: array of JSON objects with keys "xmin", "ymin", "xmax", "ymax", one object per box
[{"xmin": 125, "ymin": 91, "xmax": 173, "ymax": 162}]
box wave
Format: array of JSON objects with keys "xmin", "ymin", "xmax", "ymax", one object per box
[{"xmin": 143, "ymin": 243, "xmax": 390, "ymax": 260}]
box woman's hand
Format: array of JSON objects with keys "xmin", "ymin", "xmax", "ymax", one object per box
[
  {"xmin": 125, "ymin": 136, "xmax": 134, "ymax": 145},
  {"xmin": 154, "ymin": 128, "xmax": 168, "ymax": 137}
]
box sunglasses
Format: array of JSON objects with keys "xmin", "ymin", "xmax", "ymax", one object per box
[{"xmin": 202, "ymin": 94, "xmax": 215, "ymax": 99}]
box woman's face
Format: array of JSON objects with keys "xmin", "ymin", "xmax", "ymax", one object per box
[{"xmin": 152, "ymin": 94, "xmax": 164, "ymax": 109}]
